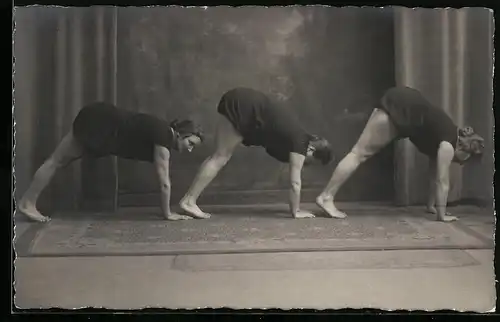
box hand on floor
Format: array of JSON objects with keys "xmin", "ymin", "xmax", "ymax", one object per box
[
  {"xmin": 427, "ymin": 207, "xmax": 458, "ymax": 222},
  {"xmin": 293, "ymin": 210, "xmax": 315, "ymax": 219},
  {"xmin": 165, "ymin": 213, "xmax": 194, "ymax": 221},
  {"xmin": 436, "ymin": 215, "xmax": 459, "ymax": 222}
]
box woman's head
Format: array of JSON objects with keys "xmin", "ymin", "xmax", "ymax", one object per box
[
  {"xmin": 305, "ymin": 135, "xmax": 333, "ymax": 166},
  {"xmin": 170, "ymin": 119, "xmax": 204, "ymax": 152},
  {"xmin": 454, "ymin": 126, "xmax": 485, "ymax": 164}
]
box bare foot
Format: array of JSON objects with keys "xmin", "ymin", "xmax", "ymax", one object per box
[
  {"xmin": 426, "ymin": 206, "xmax": 437, "ymax": 214},
  {"xmin": 179, "ymin": 199, "xmax": 211, "ymax": 219},
  {"xmin": 427, "ymin": 207, "xmax": 454, "ymax": 220},
  {"xmin": 18, "ymin": 200, "xmax": 51, "ymax": 223},
  {"xmin": 165, "ymin": 213, "xmax": 193, "ymax": 221},
  {"xmin": 316, "ymin": 195, "xmax": 347, "ymax": 219},
  {"xmin": 294, "ymin": 210, "xmax": 315, "ymax": 219},
  {"xmin": 426, "ymin": 206, "xmax": 452, "ymax": 216},
  {"xmin": 437, "ymin": 215, "xmax": 459, "ymax": 222}
]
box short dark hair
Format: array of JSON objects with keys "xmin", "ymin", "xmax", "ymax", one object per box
[
  {"xmin": 310, "ymin": 135, "xmax": 333, "ymax": 165},
  {"xmin": 170, "ymin": 119, "xmax": 204, "ymax": 141}
]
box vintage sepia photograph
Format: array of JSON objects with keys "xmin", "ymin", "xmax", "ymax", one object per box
[{"xmin": 12, "ymin": 5, "xmax": 495, "ymax": 311}]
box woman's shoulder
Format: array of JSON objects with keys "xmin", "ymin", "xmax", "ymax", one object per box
[{"xmin": 383, "ymin": 86, "xmax": 423, "ymax": 99}]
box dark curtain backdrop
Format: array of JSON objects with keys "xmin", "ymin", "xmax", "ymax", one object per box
[
  {"xmin": 14, "ymin": 6, "xmax": 493, "ymax": 214},
  {"xmin": 14, "ymin": 7, "xmax": 118, "ymax": 216},
  {"xmin": 394, "ymin": 7, "xmax": 494, "ymax": 206},
  {"xmin": 115, "ymin": 6, "xmax": 396, "ymax": 206}
]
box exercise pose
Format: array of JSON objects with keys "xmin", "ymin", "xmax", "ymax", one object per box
[
  {"xmin": 18, "ymin": 102, "xmax": 204, "ymax": 222},
  {"xmin": 179, "ymin": 87, "xmax": 333, "ymax": 219},
  {"xmin": 316, "ymin": 86, "xmax": 484, "ymax": 221}
]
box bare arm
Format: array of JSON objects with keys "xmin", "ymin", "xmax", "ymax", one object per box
[
  {"xmin": 435, "ymin": 141, "xmax": 457, "ymax": 222},
  {"xmin": 154, "ymin": 145, "xmax": 173, "ymax": 219},
  {"xmin": 289, "ymin": 152, "xmax": 314, "ymax": 218},
  {"xmin": 427, "ymin": 157, "xmax": 437, "ymax": 211}
]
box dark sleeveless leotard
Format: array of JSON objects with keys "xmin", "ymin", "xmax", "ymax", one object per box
[
  {"xmin": 217, "ymin": 87, "xmax": 311, "ymax": 163},
  {"xmin": 379, "ymin": 86, "xmax": 458, "ymax": 157},
  {"xmin": 72, "ymin": 102, "xmax": 175, "ymax": 162}
]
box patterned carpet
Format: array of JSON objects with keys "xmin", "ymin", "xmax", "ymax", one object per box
[{"xmin": 15, "ymin": 204, "xmax": 494, "ymax": 257}]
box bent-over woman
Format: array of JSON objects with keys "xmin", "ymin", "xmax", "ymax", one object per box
[
  {"xmin": 316, "ymin": 86, "xmax": 485, "ymax": 222},
  {"xmin": 18, "ymin": 102, "xmax": 204, "ymax": 222}
]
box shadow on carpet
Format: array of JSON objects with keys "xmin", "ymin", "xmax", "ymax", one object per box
[{"xmin": 15, "ymin": 204, "xmax": 494, "ymax": 257}]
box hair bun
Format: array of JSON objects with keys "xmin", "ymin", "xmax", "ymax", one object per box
[
  {"xmin": 459, "ymin": 126, "xmax": 475, "ymax": 137},
  {"xmin": 170, "ymin": 119, "xmax": 179, "ymax": 127},
  {"xmin": 310, "ymin": 134, "xmax": 320, "ymax": 141},
  {"xmin": 470, "ymin": 138, "xmax": 485, "ymax": 155}
]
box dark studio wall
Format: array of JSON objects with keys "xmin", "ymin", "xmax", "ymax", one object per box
[
  {"xmin": 14, "ymin": 7, "xmax": 397, "ymax": 210},
  {"xmin": 115, "ymin": 6, "xmax": 397, "ymax": 206},
  {"xmin": 13, "ymin": 8, "xmax": 37, "ymax": 205},
  {"xmin": 391, "ymin": 8, "xmax": 494, "ymax": 207},
  {"xmin": 13, "ymin": 7, "xmax": 494, "ymax": 214},
  {"xmin": 460, "ymin": 9, "xmax": 494, "ymax": 204},
  {"xmin": 14, "ymin": 8, "xmax": 64, "ymax": 212},
  {"xmin": 14, "ymin": 7, "xmax": 119, "ymax": 215}
]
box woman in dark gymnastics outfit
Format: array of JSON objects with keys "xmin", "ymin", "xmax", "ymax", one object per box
[
  {"xmin": 18, "ymin": 102, "xmax": 204, "ymax": 223},
  {"xmin": 316, "ymin": 86, "xmax": 485, "ymax": 222},
  {"xmin": 179, "ymin": 87, "xmax": 333, "ymax": 220}
]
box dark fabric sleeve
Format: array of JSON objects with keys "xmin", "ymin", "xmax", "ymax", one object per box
[
  {"xmin": 265, "ymin": 133, "xmax": 309, "ymax": 163},
  {"xmin": 269, "ymin": 106, "xmax": 309, "ymax": 157},
  {"xmin": 289, "ymin": 134, "xmax": 309, "ymax": 156},
  {"xmin": 265, "ymin": 146, "xmax": 290, "ymax": 163},
  {"xmin": 433, "ymin": 110, "xmax": 458, "ymax": 148},
  {"xmin": 149, "ymin": 119, "xmax": 175, "ymax": 149}
]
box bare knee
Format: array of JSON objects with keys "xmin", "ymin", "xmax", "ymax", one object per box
[
  {"xmin": 210, "ymin": 151, "xmax": 232, "ymax": 167},
  {"xmin": 349, "ymin": 147, "xmax": 373, "ymax": 164},
  {"xmin": 199, "ymin": 150, "xmax": 232, "ymax": 174},
  {"xmin": 48, "ymin": 155, "xmax": 72, "ymax": 170},
  {"xmin": 34, "ymin": 156, "xmax": 61, "ymax": 176},
  {"xmin": 49, "ymin": 150, "xmax": 79, "ymax": 169},
  {"xmin": 50, "ymin": 135, "xmax": 83, "ymax": 168}
]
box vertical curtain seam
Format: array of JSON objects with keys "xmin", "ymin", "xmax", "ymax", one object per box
[{"xmin": 112, "ymin": 7, "xmax": 119, "ymax": 210}]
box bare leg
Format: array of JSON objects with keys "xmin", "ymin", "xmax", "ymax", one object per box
[
  {"xmin": 179, "ymin": 115, "xmax": 242, "ymax": 219},
  {"xmin": 316, "ymin": 108, "xmax": 398, "ymax": 218},
  {"xmin": 18, "ymin": 132, "xmax": 83, "ymax": 222}
]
